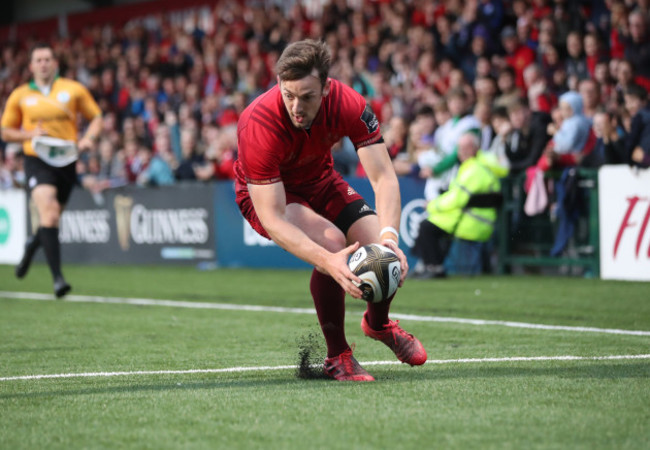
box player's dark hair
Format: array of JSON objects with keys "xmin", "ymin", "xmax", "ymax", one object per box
[
  {"xmin": 276, "ymin": 39, "xmax": 331, "ymax": 88},
  {"xmin": 29, "ymin": 42, "xmax": 55, "ymax": 60}
]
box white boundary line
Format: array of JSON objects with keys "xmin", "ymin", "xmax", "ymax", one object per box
[
  {"xmin": 2, "ymin": 290, "xmax": 649, "ymax": 337},
  {"xmin": 2, "ymin": 354, "xmax": 649, "ymax": 382}
]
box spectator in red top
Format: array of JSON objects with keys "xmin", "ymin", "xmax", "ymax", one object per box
[
  {"xmin": 524, "ymin": 63, "xmax": 556, "ymax": 113},
  {"xmin": 500, "ymin": 25, "xmax": 536, "ymax": 90},
  {"xmin": 532, "ymin": 0, "xmax": 552, "ymax": 20},
  {"xmin": 195, "ymin": 125, "xmax": 236, "ymax": 180},
  {"xmin": 584, "ymin": 32, "xmax": 607, "ymax": 77},
  {"xmin": 608, "ymin": 1, "xmax": 628, "ymax": 59}
]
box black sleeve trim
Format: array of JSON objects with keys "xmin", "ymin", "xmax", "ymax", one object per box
[{"xmin": 353, "ymin": 135, "xmax": 384, "ymax": 152}]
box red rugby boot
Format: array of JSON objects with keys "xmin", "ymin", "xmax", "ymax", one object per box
[
  {"xmin": 323, "ymin": 347, "xmax": 375, "ymax": 382},
  {"xmin": 361, "ymin": 313, "xmax": 427, "ymax": 366}
]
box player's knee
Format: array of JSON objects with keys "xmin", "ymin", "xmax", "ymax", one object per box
[
  {"xmin": 39, "ymin": 204, "xmax": 62, "ymax": 227},
  {"xmin": 321, "ymin": 227, "xmax": 346, "ymax": 253}
]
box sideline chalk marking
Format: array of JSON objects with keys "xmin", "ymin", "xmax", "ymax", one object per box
[
  {"xmin": 2, "ymin": 354, "xmax": 649, "ymax": 382},
  {"xmin": 2, "ymin": 291, "xmax": 649, "ymax": 336}
]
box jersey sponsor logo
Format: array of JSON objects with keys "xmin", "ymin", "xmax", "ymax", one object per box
[
  {"xmin": 347, "ymin": 186, "xmax": 357, "ymax": 196},
  {"xmin": 359, "ymin": 105, "xmax": 379, "ymax": 134},
  {"xmin": 24, "ymin": 97, "xmax": 38, "ymax": 107},
  {"xmin": 57, "ymin": 91, "xmax": 71, "ymax": 104}
]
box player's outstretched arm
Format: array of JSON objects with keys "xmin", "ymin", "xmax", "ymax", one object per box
[
  {"xmin": 248, "ymin": 182, "xmax": 364, "ymax": 298},
  {"xmin": 357, "ymin": 143, "xmax": 409, "ymax": 284}
]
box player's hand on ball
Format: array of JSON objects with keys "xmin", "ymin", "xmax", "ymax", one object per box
[
  {"xmin": 318, "ymin": 242, "xmax": 364, "ymax": 299},
  {"xmin": 381, "ymin": 238, "xmax": 408, "ymax": 286}
]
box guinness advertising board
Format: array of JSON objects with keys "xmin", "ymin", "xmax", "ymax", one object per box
[
  {"xmin": 32, "ymin": 184, "xmax": 215, "ymax": 264},
  {"xmin": 213, "ymin": 177, "xmax": 428, "ymax": 269}
]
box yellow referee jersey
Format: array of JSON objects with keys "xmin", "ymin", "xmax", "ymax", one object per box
[{"xmin": 1, "ymin": 76, "xmax": 101, "ymax": 157}]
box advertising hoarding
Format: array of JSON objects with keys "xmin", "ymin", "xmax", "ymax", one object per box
[
  {"xmin": 48, "ymin": 184, "xmax": 215, "ymax": 265},
  {"xmin": 0, "ymin": 189, "xmax": 27, "ymax": 264},
  {"xmin": 599, "ymin": 165, "xmax": 650, "ymax": 281}
]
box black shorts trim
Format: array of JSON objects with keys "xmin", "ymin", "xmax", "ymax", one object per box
[
  {"xmin": 334, "ymin": 198, "xmax": 376, "ymax": 235},
  {"xmin": 24, "ymin": 155, "xmax": 78, "ymax": 205}
]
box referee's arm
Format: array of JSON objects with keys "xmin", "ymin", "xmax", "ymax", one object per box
[
  {"xmin": 78, "ymin": 115, "xmax": 103, "ymax": 151},
  {"xmin": 1, "ymin": 126, "xmax": 47, "ymax": 143}
]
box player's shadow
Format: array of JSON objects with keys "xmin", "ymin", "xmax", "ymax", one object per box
[
  {"xmin": 1, "ymin": 362, "xmax": 647, "ymax": 400},
  {"xmin": 0, "ymin": 376, "xmax": 309, "ymax": 401}
]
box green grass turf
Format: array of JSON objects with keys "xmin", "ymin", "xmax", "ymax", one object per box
[{"xmin": 0, "ymin": 263, "xmax": 649, "ymax": 449}]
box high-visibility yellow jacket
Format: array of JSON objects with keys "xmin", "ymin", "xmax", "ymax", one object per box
[{"xmin": 426, "ymin": 151, "xmax": 508, "ymax": 242}]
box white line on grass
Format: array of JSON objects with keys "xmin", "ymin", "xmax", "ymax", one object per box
[
  {"xmin": 1, "ymin": 354, "xmax": 649, "ymax": 382},
  {"xmin": 1, "ymin": 290, "xmax": 650, "ymax": 337}
]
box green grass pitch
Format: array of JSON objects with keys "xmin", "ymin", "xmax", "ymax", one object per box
[{"xmin": 1, "ymin": 263, "xmax": 648, "ymax": 449}]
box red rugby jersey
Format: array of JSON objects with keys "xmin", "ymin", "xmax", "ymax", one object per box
[{"xmin": 235, "ymin": 79, "xmax": 382, "ymax": 191}]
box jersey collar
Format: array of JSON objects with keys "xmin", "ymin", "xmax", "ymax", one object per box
[{"xmin": 28, "ymin": 75, "xmax": 60, "ymax": 92}]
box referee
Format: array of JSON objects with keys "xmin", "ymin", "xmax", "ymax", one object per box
[{"xmin": 1, "ymin": 43, "xmax": 102, "ymax": 297}]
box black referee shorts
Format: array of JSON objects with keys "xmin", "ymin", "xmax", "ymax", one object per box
[{"xmin": 24, "ymin": 155, "xmax": 78, "ymax": 205}]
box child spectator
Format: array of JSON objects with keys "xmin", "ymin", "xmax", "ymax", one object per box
[
  {"xmin": 623, "ymin": 84, "xmax": 650, "ymax": 168},
  {"xmin": 592, "ymin": 110, "xmax": 626, "ymax": 165},
  {"xmin": 504, "ymin": 98, "xmax": 552, "ymax": 174},
  {"xmin": 545, "ymin": 91, "xmax": 593, "ymax": 163},
  {"xmin": 487, "ymin": 106, "xmax": 513, "ymax": 169}
]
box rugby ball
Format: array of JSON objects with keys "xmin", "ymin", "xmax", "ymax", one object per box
[{"xmin": 348, "ymin": 243, "xmax": 401, "ymax": 303}]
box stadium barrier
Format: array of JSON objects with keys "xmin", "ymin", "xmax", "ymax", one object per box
[
  {"xmin": 2, "ymin": 167, "xmax": 649, "ymax": 280},
  {"xmin": 213, "ymin": 176, "xmax": 428, "ymax": 269},
  {"xmin": 24, "ymin": 183, "xmax": 216, "ymax": 265},
  {"xmin": 495, "ymin": 165, "xmax": 650, "ymax": 281},
  {"xmin": 497, "ymin": 169, "xmax": 601, "ymax": 277}
]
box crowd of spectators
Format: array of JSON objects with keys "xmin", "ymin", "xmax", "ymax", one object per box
[{"xmin": 0, "ymin": 0, "xmax": 649, "ymax": 196}]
